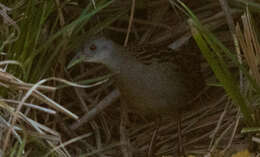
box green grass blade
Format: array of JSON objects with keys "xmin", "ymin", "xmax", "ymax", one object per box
[{"xmin": 177, "ymin": 0, "xmax": 253, "ymax": 125}]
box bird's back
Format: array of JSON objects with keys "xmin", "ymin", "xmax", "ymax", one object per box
[{"xmin": 113, "ymin": 53, "xmax": 201, "ymax": 116}]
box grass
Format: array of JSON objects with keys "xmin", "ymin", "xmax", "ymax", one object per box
[
  {"xmin": 176, "ymin": 0, "xmax": 256, "ymax": 125},
  {"xmin": 1, "ymin": 0, "xmax": 260, "ymax": 156},
  {"xmin": 0, "ymin": 0, "xmax": 120, "ymax": 156}
]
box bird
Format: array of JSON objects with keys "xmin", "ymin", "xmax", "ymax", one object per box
[
  {"xmin": 68, "ymin": 36, "xmax": 204, "ymax": 155},
  {"xmin": 68, "ymin": 37, "xmax": 202, "ymax": 116}
]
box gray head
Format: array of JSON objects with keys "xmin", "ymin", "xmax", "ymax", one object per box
[{"xmin": 67, "ymin": 37, "xmax": 118, "ymax": 69}]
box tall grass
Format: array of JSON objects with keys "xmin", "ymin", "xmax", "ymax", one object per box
[
  {"xmin": 0, "ymin": 0, "xmax": 124, "ymax": 156},
  {"xmin": 3, "ymin": 0, "xmax": 118, "ymax": 83},
  {"xmin": 176, "ymin": 0, "xmax": 256, "ymax": 125}
]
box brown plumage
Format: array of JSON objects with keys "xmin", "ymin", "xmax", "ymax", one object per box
[{"xmin": 70, "ymin": 37, "xmax": 203, "ymax": 118}]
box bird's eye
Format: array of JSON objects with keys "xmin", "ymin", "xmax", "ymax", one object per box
[{"xmin": 89, "ymin": 44, "xmax": 97, "ymax": 51}]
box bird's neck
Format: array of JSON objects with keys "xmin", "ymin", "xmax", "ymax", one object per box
[{"xmin": 102, "ymin": 49, "xmax": 144, "ymax": 74}]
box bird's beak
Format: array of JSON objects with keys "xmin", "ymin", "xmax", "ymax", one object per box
[{"xmin": 67, "ymin": 53, "xmax": 85, "ymax": 69}]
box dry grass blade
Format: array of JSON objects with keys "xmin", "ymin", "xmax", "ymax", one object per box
[
  {"xmin": 81, "ymin": 142, "xmax": 123, "ymax": 157},
  {"xmin": 44, "ymin": 133, "xmax": 93, "ymax": 157},
  {"xmin": 70, "ymin": 89, "xmax": 120, "ymax": 130},
  {"xmin": 0, "ymin": 115, "xmax": 21, "ymax": 131},
  {"xmin": 120, "ymin": 103, "xmax": 132, "ymax": 157},
  {"xmin": 0, "ymin": 60, "xmax": 23, "ymax": 72},
  {"xmin": 236, "ymin": 10, "xmax": 260, "ymax": 85},
  {"xmin": 20, "ymin": 114, "xmax": 60, "ymax": 136},
  {"xmin": 124, "ymin": 0, "xmax": 135, "ymax": 46},
  {"xmin": 0, "ymin": 72, "xmax": 77, "ymax": 119},
  {"xmin": 252, "ymin": 136, "xmax": 260, "ymax": 144},
  {"xmin": 0, "ymin": 74, "xmax": 107, "ymax": 120},
  {"xmin": 209, "ymin": 101, "xmax": 229, "ymax": 151},
  {"xmin": 0, "ymin": 114, "xmax": 22, "ymax": 143},
  {"xmin": 24, "ymin": 131, "xmax": 60, "ymax": 142},
  {"xmin": 0, "ymin": 2, "xmax": 20, "ymax": 48},
  {"xmin": 222, "ymin": 110, "xmax": 240, "ymax": 154},
  {"xmin": 36, "ymin": 77, "xmax": 108, "ymax": 119},
  {"xmin": 0, "ymin": 71, "xmax": 55, "ymax": 92},
  {"xmin": 0, "ymin": 99, "xmax": 56, "ymax": 114}
]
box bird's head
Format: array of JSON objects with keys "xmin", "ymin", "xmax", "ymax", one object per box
[{"xmin": 67, "ymin": 37, "xmax": 116, "ymax": 69}]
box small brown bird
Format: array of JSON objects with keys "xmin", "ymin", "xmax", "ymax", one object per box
[
  {"xmin": 69, "ymin": 37, "xmax": 201, "ymax": 117},
  {"xmin": 69, "ymin": 36, "xmax": 203, "ymax": 155}
]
